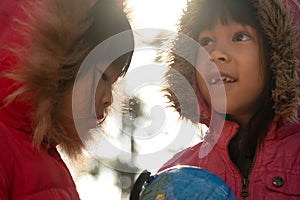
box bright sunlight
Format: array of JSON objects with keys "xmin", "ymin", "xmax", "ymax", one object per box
[
  {"xmin": 74, "ymin": 1, "xmax": 189, "ymax": 200},
  {"xmin": 126, "ymin": 0, "xmax": 187, "ymax": 30}
]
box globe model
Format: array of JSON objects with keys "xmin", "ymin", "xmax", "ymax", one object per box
[{"xmin": 140, "ymin": 165, "xmax": 236, "ymax": 200}]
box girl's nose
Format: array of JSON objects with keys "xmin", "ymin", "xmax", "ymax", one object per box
[
  {"xmin": 210, "ymin": 46, "xmax": 231, "ymax": 63},
  {"xmin": 102, "ymin": 90, "xmax": 113, "ymax": 108}
]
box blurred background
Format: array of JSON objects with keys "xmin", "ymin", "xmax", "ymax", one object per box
[{"xmin": 62, "ymin": 0, "xmax": 206, "ymax": 199}]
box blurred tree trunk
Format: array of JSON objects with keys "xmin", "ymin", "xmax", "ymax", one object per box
[{"xmin": 119, "ymin": 96, "xmax": 142, "ymax": 199}]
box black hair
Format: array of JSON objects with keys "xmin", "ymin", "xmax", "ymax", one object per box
[
  {"xmin": 187, "ymin": 0, "xmax": 275, "ymax": 171},
  {"xmin": 83, "ymin": 0, "xmax": 134, "ymax": 77}
]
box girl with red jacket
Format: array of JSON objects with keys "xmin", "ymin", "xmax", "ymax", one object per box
[
  {"xmin": 161, "ymin": 0, "xmax": 300, "ymax": 199},
  {"xmin": 0, "ymin": 0, "xmax": 133, "ymax": 199}
]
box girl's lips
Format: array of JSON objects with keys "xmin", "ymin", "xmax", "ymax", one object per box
[
  {"xmin": 211, "ymin": 76, "xmax": 236, "ymax": 84},
  {"xmin": 207, "ymin": 71, "xmax": 237, "ymax": 85},
  {"xmin": 98, "ymin": 114, "xmax": 104, "ymax": 119},
  {"xmin": 96, "ymin": 114, "xmax": 105, "ymax": 124}
]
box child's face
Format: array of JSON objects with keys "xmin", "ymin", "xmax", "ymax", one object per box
[
  {"xmin": 58, "ymin": 64, "xmax": 122, "ymax": 137},
  {"xmin": 93, "ymin": 65, "xmax": 121, "ymax": 123},
  {"xmin": 196, "ymin": 18, "xmax": 265, "ymax": 126}
]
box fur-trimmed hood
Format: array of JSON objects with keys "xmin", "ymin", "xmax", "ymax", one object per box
[
  {"xmin": 164, "ymin": 0, "xmax": 300, "ymax": 125},
  {"xmin": 0, "ymin": 0, "xmax": 133, "ymax": 153}
]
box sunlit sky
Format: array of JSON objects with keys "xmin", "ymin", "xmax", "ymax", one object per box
[
  {"xmin": 75, "ymin": 1, "xmax": 189, "ymax": 200},
  {"xmin": 126, "ymin": 0, "xmax": 186, "ymax": 30}
]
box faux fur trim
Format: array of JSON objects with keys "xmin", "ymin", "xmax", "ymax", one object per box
[
  {"xmin": 7, "ymin": 0, "xmax": 94, "ymax": 156},
  {"xmin": 252, "ymin": 0, "xmax": 299, "ymax": 123},
  {"xmin": 3, "ymin": 0, "xmax": 133, "ymax": 158}
]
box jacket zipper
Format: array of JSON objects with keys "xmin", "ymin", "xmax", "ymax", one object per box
[
  {"xmin": 228, "ymin": 161, "xmax": 251, "ymax": 200},
  {"xmin": 241, "ymin": 141, "xmax": 261, "ymax": 200},
  {"xmin": 227, "ymin": 127, "xmax": 259, "ymax": 200},
  {"xmin": 230, "ymin": 149, "xmax": 258, "ymax": 200},
  {"xmin": 240, "ymin": 177, "xmax": 249, "ymax": 199}
]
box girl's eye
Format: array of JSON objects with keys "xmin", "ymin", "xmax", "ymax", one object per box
[
  {"xmin": 199, "ymin": 37, "xmax": 213, "ymax": 47},
  {"xmin": 97, "ymin": 69, "xmax": 108, "ymax": 81},
  {"xmin": 233, "ymin": 33, "xmax": 250, "ymax": 41},
  {"xmin": 101, "ymin": 73, "xmax": 108, "ymax": 81}
]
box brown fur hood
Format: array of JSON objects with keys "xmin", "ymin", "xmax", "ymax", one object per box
[
  {"xmin": 164, "ymin": 0, "xmax": 300, "ymax": 124},
  {"xmin": 0, "ymin": 0, "xmax": 132, "ymax": 151}
]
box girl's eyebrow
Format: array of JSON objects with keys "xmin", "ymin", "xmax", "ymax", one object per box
[
  {"xmin": 239, "ymin": 24, "xmax": 254, "ymax": 31},
  {"xmin": 198, "ymin": 30, "xmax": 213, "ymax": 38},
  {"xmin": 239, "ymin": 26, "xmax": 257, "ymax": 37}
]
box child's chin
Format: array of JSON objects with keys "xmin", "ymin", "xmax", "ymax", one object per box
[{"xmin": 210, "ymin": 101, "xmax": 227, "ymax": 115}]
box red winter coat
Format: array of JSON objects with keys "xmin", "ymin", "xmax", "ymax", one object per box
[
  {"xmin": 0, "ymin": 1, "xmax": 80, "ymax": 199},
  {"xmin": 161, "ymin": 119, "xmax": 300, "ymax": 200},
  {"xmin": 161, "ymin": 0, "xmax": 300, "ymax": 199}
]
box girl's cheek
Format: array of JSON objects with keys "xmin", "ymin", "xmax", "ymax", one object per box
[{"xmin": 196, "ymin": 73, "xmax": 211, "ymax": 104}]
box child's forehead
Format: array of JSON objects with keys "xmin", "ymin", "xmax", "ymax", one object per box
[
  {"xmin": 193, "ymin": 1, "xmax": 258, "ymax": 33},
  {"xmin": 96, "ymin": 62, "xmax": 122, "ymax": 72},
  {"xmin": 94, "ymin": 54, "xmax": 131, "ymax": 75},
  {"xmin": 201, "ymin": 17, "xmax": 254, "ymax": 31}
]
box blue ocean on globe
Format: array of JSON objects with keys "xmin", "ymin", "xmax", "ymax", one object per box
[{"xmin": 140, "ymin": 166, "xmax": 237, "ymax": 200}]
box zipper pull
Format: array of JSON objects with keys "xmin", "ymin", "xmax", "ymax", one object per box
[{"xmin": 240, "ymin": 177, "xmax": 249, "ymax": 199}]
